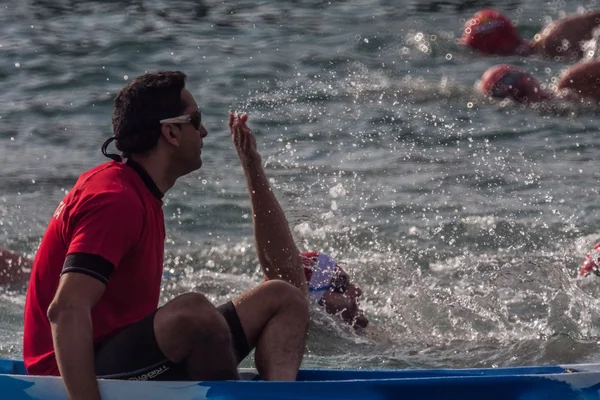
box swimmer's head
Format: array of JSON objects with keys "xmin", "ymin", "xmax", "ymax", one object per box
[
  {"xmin": 479, "ymin": 64, "xmax": 548, "ymax": 104},
  {"xmin": 301, "ymin": 251, "xmax": 368, "ymax": 329},
  {"xmin": 461, "ymin": 9, "xmax": 531, "ymax": 56},
  {"xmin": 301, "ymin": 251, "xmax": 349, "ymax": 294}
]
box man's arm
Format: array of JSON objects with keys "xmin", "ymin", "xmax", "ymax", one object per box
[
  {"xmin": 47, "ymin": 271, "xmax": 106, "ymax": 400},
  {"xmin": 44, "ymin": 188, "xmax": 141, "ymax": 399},
  {"xmin": 229, "ymin": 112, "xmax": 307, "ymax": 295}
]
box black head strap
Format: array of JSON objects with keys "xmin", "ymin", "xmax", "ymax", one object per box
[{"xmin": 101, "ymin": 137, "xmax": 122, "ymax": 162}]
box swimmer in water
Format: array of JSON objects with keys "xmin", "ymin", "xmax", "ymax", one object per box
[
  {"xmin": 298, "ymin": 251, "xmax": 368, "ymax": 329},
  {"xmin": 579, "ymin": 242, "xmax": 600, "ymax": 277},
  {"xmin": 477, "ymin": 60, "xmax": 600, "ymax": 105},
  {"xmin": 461, "ymin": 8, "xmax": 600, "ymax": 61},
  {"xmin": 293, "ymin": 251, "xmax": 392, "ymax": 344}
]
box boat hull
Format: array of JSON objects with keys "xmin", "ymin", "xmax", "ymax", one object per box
[{"xmin": 3, "ymin": 359, "xmax": 600, "ymax": 399}]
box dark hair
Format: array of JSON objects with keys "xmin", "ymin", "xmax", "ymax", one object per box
[{"xmin": 102, "ymin": 71, "xmax": 188, "ymax": 161}]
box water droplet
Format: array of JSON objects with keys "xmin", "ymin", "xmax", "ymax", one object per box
[
  {"xmin": 124, "ymin": 75, "xmax": 129, "ymax": 80},
  {"xmin": 329, "ymin": 183, "xmax": 347, "ymax": 198},
  {"xmin": 467, "ymin": 102, "xmax": 473, "ymax": 108},
  {"xmin": 14, "ymin": 62, "xmax": 20, "ymax": 68},
  {"xmin": 445, "ymin": 53, "xmax": 452, "ymax": 60},
  {"xmin": 331, "ymin": 200, "xmax": 338, "ymax": 211}
]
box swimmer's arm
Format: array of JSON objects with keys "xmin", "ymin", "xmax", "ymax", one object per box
[
  {"xmin": 555, "ymin": 60, "xmax": 600, "ymax": 102},
  {"xmin": 47, "ymin": 272, "xmax": 106, "ymax": 400},
  {"xmin": 532, "ymin": 11, "xmax": 600, "ymax": 56},
  {"xmin": 554, "ymin": 88, "xmax": 580, "ymax": 101},
  {"xmin": 245, "ymin": 162, "xmax": 306, "ymax": 294},
  {"xmin": 230, "ymin": 113, "xmax": 307, "ymax": 295}
]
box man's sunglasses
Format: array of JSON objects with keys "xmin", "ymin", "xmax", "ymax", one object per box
[{"xmin": 160, "ymin": 110, "xmax": 202, "ymax": 130}]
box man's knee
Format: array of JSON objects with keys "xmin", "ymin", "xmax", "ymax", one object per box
[
  {"xmin": 262, "ymin": 280, "xmax": 309, "ymax": 320},
  {"xmin": 158, "ymin": 292, "xmax": 231, "ymax": 342}
]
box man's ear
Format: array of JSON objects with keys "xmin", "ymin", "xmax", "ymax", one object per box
[{"xmin": 160, "ymin": 124, "xmax": 181, "ymax": 147}]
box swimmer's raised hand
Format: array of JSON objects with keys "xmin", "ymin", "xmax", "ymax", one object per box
[{"xmin": 229, "ymin": 112, "xmax": 261, "ymax": 168}]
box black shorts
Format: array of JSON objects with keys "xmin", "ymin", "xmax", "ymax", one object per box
[{"xmin": 94, "ymin": 301, "xmax": 250, "ymax": 381}]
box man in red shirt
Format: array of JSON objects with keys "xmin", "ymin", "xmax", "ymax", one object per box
[
  {"xmin": 461, "ymin": 8, "xmax": 600, "ymax": 61},
  {"xmin": 22, "ymin": 71, "xmax": 309, "ymax": 400}
]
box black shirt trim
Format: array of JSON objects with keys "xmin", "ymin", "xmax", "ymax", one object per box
[
  {"xmin": 125, "ymin": 159, "xmax": 164, "ymax": 200},
  {"xmin": 61, "ymin": 253, "xmax": 115, "ymax": 285}
]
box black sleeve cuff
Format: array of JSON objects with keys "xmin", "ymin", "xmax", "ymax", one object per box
[{"xmin": 61, "ymin": 253, "xmax": 115, "ymax": 285}]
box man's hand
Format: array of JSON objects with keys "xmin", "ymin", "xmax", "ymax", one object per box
[{"xmin": 229, "ymin": 112, "xmax": 261, "ymax": 168}]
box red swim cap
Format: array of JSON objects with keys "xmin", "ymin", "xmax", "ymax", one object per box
[
  {"xmin": 462, "ymin": 9, "xmax": 523, "ymax": 55},
  {"xmin": 479, "ymin": 64, "xmax": 548, "ymax": 104},
  {"xmin": 301, "ymin": 251, "xmax": 319, "ymax": 281},
  {"xmin": 480, "ymin": 64, "xmax": 525, "ymax": 97},
  {"xmin": 580, "ymin": 243, "xmax": 600, "ymax": 277}
]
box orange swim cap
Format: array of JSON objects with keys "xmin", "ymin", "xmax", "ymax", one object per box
[{"xmin": 462, "ymin": 9, "xmax": 524, "ymax": 55}]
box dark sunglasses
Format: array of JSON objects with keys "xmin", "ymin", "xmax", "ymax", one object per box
[{"xmin": 159, "ymin": 110, "xmax": 202, "ymax": 130}]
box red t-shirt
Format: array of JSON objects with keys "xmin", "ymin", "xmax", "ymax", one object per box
[{"xmin": 23, "ymin": 161, "xmax": 165, "ymax": 375}]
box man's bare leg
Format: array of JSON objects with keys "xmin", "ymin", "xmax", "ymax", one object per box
[
  {"xmin": 153, "ymin": 292, "xmax": 240, "ymax": 380},
  {"xmin": 231, "ymin": 280, "xmax": 309, "ymax": 381}
]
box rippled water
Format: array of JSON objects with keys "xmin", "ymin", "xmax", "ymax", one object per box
[{"xmin": 3, "ymin": 0, "xmax": 600, "ymax": 371}]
